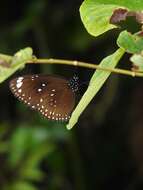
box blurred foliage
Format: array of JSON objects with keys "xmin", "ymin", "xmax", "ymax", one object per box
[{"xmin": 0, "ymin": 122, "xmax": 79, "ymax": 190}]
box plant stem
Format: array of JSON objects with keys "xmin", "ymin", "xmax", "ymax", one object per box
[{"xmin": 27, "ymin": 58, "xmax": 143, "ymax": 77}]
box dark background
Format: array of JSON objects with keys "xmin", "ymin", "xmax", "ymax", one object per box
[{"xmin": 0, "ymin": 0, "xmax": 143, "ymax": 190}]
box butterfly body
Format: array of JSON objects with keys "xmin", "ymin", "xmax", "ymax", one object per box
[{"xmin": 10, "ymin": 74, "xmax": 78, "ymax": 121}]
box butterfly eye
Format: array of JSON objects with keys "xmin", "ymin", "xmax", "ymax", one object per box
[{"xmin": 9, "ymin": 74, "xmax": 78, "ymax": 122}]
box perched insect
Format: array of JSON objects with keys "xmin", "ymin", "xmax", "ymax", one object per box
[{"xmin": 9, "ymin": 74, "xmax": 78, "ymax": 122}]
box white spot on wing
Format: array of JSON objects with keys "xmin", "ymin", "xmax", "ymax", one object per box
[
  {"xmin": 38, "ymin": 88, "xmax": 42, "ymax": 92},
  {"xmin": 18, "ymin": 89, "xmax": 22, "ymax": 93},
  {"xmin": 16, "ymin": 82, "xmax": 23, "ymax": 88},
  {"xmin": 18, "ymin": 77, "xmax": 23, "ymax": 80}
]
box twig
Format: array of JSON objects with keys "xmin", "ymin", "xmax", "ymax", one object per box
[{"xmin": 27, "ymin": 58, "xmax": 143, "ymax": 77}]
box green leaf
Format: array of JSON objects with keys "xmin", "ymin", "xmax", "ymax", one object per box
[
  {"xmin": 20, "ymin": 143, "xmax": 54, "ymax": 171},
  {"xmin": 8, "ymin": 127, "xmax": 31, "ymax": 167},
  {"xmin": 0, "ymin": 47, "xmax": 33, "ymax": 83},
  {"xmin": 67, "ymin": 48, "xmax": 125, "ymax": 129},
  {"xmin": 8, "ymin": 126, "xmax": 53, "ymax": 167},
  {"xmin": 80, "ymin": 0, "xmax": 143, "ymax": 37},
  {"xmin": 85, "ymin": 0, "xmax": 143, "ymax": 11},
  {"xmin": 117, "ymin": 30, "xmax": 143, "ymax": 53},
  {"xmin": 80, "ymin": 0, "xmax": 118, "ymax": 37}
]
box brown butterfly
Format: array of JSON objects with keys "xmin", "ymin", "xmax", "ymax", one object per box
[{"xmin": 9, "ymin": 74, "xmax": 78, "ymax": 122}]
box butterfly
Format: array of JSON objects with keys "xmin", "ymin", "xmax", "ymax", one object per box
[{"xmin": 9, "ymin": 74, "xmax": 78, "ymax": 122}]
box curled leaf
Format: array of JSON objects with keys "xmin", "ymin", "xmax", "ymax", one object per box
[
  {"xmin": 0, "ymin": 47, "xmax": 33, "ymax": 83},
  {"xmin": 130, "ymin": 52, "xmax": 143, "ymax": 72}
]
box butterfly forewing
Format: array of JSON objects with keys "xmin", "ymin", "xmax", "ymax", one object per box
[{"xmin": 9, "ymin": 74, "xmax": 75, "ymax": 121}]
